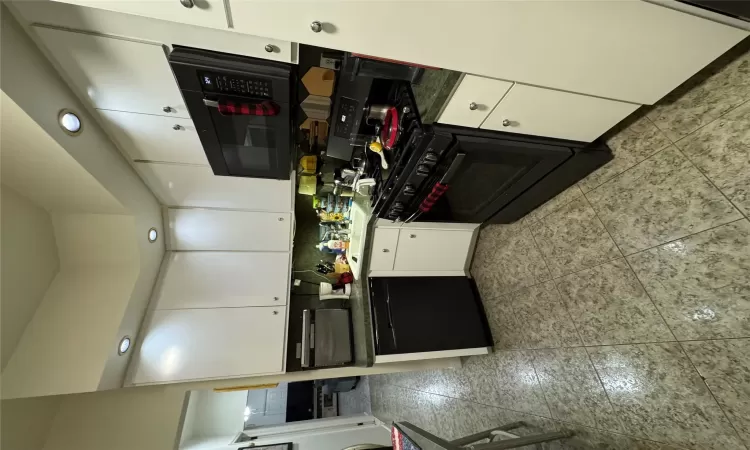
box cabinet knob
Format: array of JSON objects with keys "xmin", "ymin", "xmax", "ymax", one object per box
[
  {"xmin": 469, "ymin": 102, "xmax": 478, "ymax": 111},
  {"xmin": 265, "ymin": 44, "xmax": 275, "ymax": 53},
  {"xmin": 310, "ymin": 21, "xmax": 323, "ymax": 33},
  {"xmin": 382, "ymin": 249, "xmax": 390, "ymax": 253},
  {"xmin": 273, "ymin": 310, "xmax": 279, "ymax": 315},
  {"xmin": 274, "ymin": 296, "xmax": 279, "ymax": 301},
  {"xmin": 172, "ymin": 124, "xmax": 183, "ymax": 131},
  {"xmin": 502, "ymin": 119, "xmax": 511, "ymax": 127},
  {"xmin": 163, "ymin": 106, "xmax": 174, "ymax": 113},
  {"xmin": 278, "ymin": 217, "xmax": 284, "ymax": 221},
  {"xmin": 179, "ymin": 0, "xmax": 194, "ymax": 8},
  {"xmin": 409, "ymin": 234, "xmax": 417, "ymax": 238}
]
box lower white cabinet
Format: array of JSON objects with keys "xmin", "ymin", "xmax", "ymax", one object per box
[
  {"xmin": 135, "ymin": 163, "xmax": 293, "ymax": 211},
  {"xmin": 167, "ymin": 208, "xmax": 292, "ymax": 252},
  {"xmin": 156, "ymin": 252, "xmax": 289, "ymax": 309},
  {"xmin": 369, "ymin": 222, "xmax": 479, "ymax": 275},
  {"xmin": 98, "ymin": 110, "xmax": 207, "ymax": 165},
  {"xmin": 131, "ymin": 307, "xmax": 285, "ymax": 384},
  {"xmin": 394, "ymin": 229, "xmax": 474, "ymax": 272},
  {"xmin": 480, "ymin": 83, "xmax": 640, "ymax": 142}
]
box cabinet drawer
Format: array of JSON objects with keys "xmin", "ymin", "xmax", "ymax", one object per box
[
  {"xmin": 167, "ymin": 209, "xmax": 291, "ymax": 251},
  {"xmin": 156, "ymin": 252, "xmax": 289, "ymax": 309},
  {"xmin": 481, "ymin": 84, "xmax": 640, "ymax": 142},
  {"xmin": 33, "ymin": 25, "xmax": 188, "ymax": 118},
  {"xmin": 132, "ymin": 307, "xmax": 285, "ymax": 384},
  {"xmin": 99, "ymin": 110, "xmax": 206, "ymax": 164},
  {"xmin": 393, "ymin": 229, "xmax": 473, "ymax": 272},
  {"xmin": 438, "ymin": 75, "xmax": 513, "ymax": 128},
  {"xmin": 370, "ymin": 228, "xmax": 399, "ymax": 271}
]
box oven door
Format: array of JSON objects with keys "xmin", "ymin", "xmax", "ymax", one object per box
[
  {"xmin": 183, "ymin": 90, "xmax": 292, "ymax": 180},
  {"xmin": 417, "ymin": 132, "xmax": 572, "ymax": 223}
]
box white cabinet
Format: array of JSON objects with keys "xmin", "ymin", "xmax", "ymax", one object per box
[
  {"xmin": 369, "ymin": 222, "xmax": 479, "ymax": 275},
  {"xmin": 438, "ymin": 75, "xmax": 513, "ymax": 129},
  {"xmin": 369, "ymin": 228, "xmax": 399, "ymax": 271},
  {"xmin": 131, "ymin": 307, "xmax": 285, "ymax": 384},
  {"xmin": 98, "ymin": 110, "xmax": 206, "ymax": 164},
  {"xmin": 156, "ymin": 252, "xmax": 289, "ymax": 309},
  {"xmin": 393, "ymin": 229, "xmax": 474, "ymax": 272},
  {"xmin": 167, "ymin": 208, "xmax": 291, "ymax": 252},
  {"xmin": 481, "ymin": 84, "xmax": 640, "ymax": 142},
  {"xmin": 51, "ymin": 0, "xmax": 229, "ymax": 31},
  {"xmin": 32, "ymin": 25, "xmax": 188, "ymax": 118},
  {"xmin": 228, "ymin": 1, "xmax": 747, "ymax": 104},
  {"xmin": 135, "ymin": 163, "xmax": 293, "ymax": 211}
]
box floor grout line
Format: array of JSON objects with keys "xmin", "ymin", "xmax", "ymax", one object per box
[{"xmin": 373, "ymin": 377, "xmax": 692, "ymax": 449}]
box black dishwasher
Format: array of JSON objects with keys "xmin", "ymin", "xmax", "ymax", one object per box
[{"xmin": 369, "ymin": 277, "xmax": 492, "ymax": 355}]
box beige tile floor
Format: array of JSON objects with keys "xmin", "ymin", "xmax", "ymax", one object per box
[{"xmin": 368, "ymin": 38, "xmax": 750, "ymax": 450}]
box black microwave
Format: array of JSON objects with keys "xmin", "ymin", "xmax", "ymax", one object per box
[{"xmin": 169, "ymin": 46, "xmax": 295, "ymax": 180}]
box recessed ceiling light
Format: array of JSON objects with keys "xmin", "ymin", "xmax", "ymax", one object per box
[
  {"xmin": 58, "ymin": 109, "xmax": 82, "ymax": 135},
  {"xmin": 148, "ymin": 228, "xmax": 158, "ymax": 243},
  {"xmin": 118, "ymin": 336, "xmax": 131, "ymax": 355}
]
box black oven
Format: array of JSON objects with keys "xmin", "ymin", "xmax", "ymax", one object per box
[{"xmin": 169, "ymin": 46, "xmax": 295, "ymax": 180}]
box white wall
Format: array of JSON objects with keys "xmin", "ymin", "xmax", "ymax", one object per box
[
  {"xmin": 184, "ymin": 390, "xmax": 248, "ymax": 442},
  {"xmin": 0, "ymin": 396, "xmax": 63, "ymax": 450},
  {"xmin": 0, "ymin": 185, "xmax": 60, "ymax": 370}
]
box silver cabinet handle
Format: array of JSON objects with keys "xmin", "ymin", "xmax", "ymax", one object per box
[
  {"xmin": 502, "ymin": 119, "xmax": 511, "ymax": 127},
  {"xmin": 469, "ymin": 102, "xmax": 478, "ymax": 111},
  {"xmin": 273, "ymin": 310, "xmax": 279, "ymax": 315},
  {"xmin": 410, "ymin": 234, "xmax": 417, "ymax": 238},
  {"xmin": 163, "ymin": 106, "xmax": 174, "ymax": 113},
  {"xmin": 382, "ymin": 249, "xmax": 390, "ymax": 253},
  {"xmin": 301, "ymin": 310, "xmax": 311, "ymax": 368},
  {"xmin": 179, "ymin": 0, "xmax": 194, "ymax": 8},
  {"xmin": 278, "ymin": 217, "xmax": 284, "ymax": 221},
  {"xmin": 274, "ymin": 296, "xmax": 279, "ymax": 301},
  {"xmin": 172, "ymin": 124, "xmax": 183, "ymax": 130},
  {"xmin": 310, "ymin": 21, "xmax": 323, "ymax": 33},
  {"xmin": 265, "ymin": 44, "xmax": 275, "ymax": 53}
]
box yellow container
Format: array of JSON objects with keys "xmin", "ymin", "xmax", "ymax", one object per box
[
  {"xmin": 298, "ymin": 175, "xmax": 317, "ymax": 195},
  {"xmin": 300, "ymin": 155, "xmax": 317, "ymax": 174}
]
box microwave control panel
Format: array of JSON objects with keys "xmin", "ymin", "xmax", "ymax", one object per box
[{"xmin": 198, "ymin": 71, "xmax": 272, "ymax": 98}]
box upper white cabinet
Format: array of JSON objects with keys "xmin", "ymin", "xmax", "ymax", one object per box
[
  {"xmin": 32, "ymin": 25, "xmax": 187, "ymax": 117},
  {"xmin": 438, "ymin": 75, "xmax": 513, "ymax": 129},
  {"xmin": 156, "ymin": 252, "xmax": 289, "ymax": 309},
  {"xmin": 98, "ymin": 110, "xmax": 206, "ymax": 164},
  {"xmin": 167, "ymin": 208, "xmax": 292, "ymax": 252},
  {"xmin": 50, "ymin": 0, "xmax": 229, "ymax": 30},
  {"xmin": 135, "ymin": 163, "xmax": 293, "ymax": 211},
  {"xmin": 228, "ymin": 1, "xmax": 747, "ymax": 104},
  {"xmin": 480, "ymin": 84, "xmax": 641, "ymax": 142},
  {"xmin": 131, "ymin": 307, "xmax": 285, "ymax": 384}
]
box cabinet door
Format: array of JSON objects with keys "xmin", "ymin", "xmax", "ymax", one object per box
[
  {"xmin": 438, "ymin": 75, "xmax": 513, "ymax": 128},
  {"xmin": 394, "ymin": 229, "xmax": 473, "ymax": 272},
  {"xmin": 99, "ymin": 110, "xmax": 206, "ymax": 164},
  {"xmin": 228, "ymin": 1, "xmax": 746, "ymax": 104},
  {"xmin": 481, "ymin": 84, "xmax": 640, "ymax": 142},
  {"xmin": 167, "ymin": 208, "xmax": 291, "ymax": 251},
  {"xmin": 135, "ymin": 163, "xmax": 293, "ymax": 211},
  {"xmin": 131, "ymin": 307, "xmax": 285, "ymax": 384},
  {"xmin": 32, "ymin": 26, "xmax": 188, "ymax": 117},
  {"xmin": 51, "ymin": 0, "xmax": 228, "ymax": 30},
  {"xmin": 156, "ymin": 252, "xmax": 289, "ymax": 309},
  {"xmin": 369, "ymin": 228, "xmax": 399, "ymax": 271}
]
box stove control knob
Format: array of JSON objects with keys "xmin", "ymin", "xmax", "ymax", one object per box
[
  {"xmin": 416, "ymin": 164, "xmax": 431, "ymax": 176},
  {"xmin": 422, "ymin": 152, "xmax": 438, "ymax": 164},
  {"xmin": 403, "ymin": 184, "xmax": 417, "ymax": 196},
  {"xmin": 392, "ymin": 202, "xmax": 405, "ymax": 211}
]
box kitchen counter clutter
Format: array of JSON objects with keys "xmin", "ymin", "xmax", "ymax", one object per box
[{"xmin": 7, "ymin": 0, "xmax": 748, "ymax": 388}]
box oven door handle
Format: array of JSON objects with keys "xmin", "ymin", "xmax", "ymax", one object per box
[
  {"xmin": 405, "ymin": 152, "xmax": 466, "ymax": 223},
  {"xmin": 203, "ymin": 99, "xmax": 220, "ymax": 108}
]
